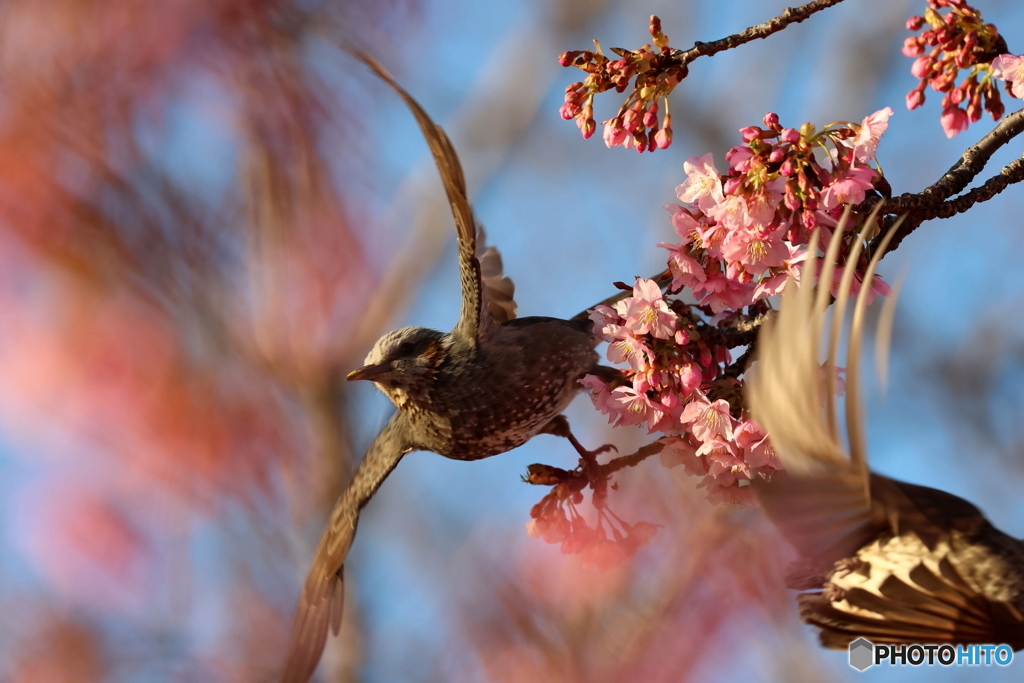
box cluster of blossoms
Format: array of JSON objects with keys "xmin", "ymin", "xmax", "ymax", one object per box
[
  {"xmin": 559, "ymin": 15, "xmax": 684, "ymax": 152},
  {"xmin": 585, "ymin": 110, "xmax": 894, "ymax": 504},
  {"xmin": 582, "ymin": 277, "xmax": 782, "ymax": 507},
  {"xmin": 526, "ymin": 110, "xmax": 895, "ymax": 563},
  {"xmin": 902, "ymin": 0, "xmax": 1010, "ymax": 137},
  {"xmin": 663, "ymin": 108, "xmax": 893, "ymax": 315},
  {"xmin": 526, "ymin": 467, "xmax": 659, "ymax": 571}
]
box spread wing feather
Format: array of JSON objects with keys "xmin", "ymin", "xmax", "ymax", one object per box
[
  {"xmin": 353, "ymin": 51, "xmax": 517, "ymax": 337},
  {"xmin": 281, "ymin": 414, "xmax": 413, "ymax": 683}
]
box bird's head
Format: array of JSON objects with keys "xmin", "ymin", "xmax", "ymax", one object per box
[{"xmin": 347, "ymin": 326, "xmax": 449, "ymax": 409}]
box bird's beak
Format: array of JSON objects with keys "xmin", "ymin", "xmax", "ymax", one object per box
[{"xmin": 346, "ymin": 364, "xmax": 389, "ymax": 382}]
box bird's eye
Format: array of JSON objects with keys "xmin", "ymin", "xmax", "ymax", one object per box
[{"xmin": 398, "ymin": 341, "xmax": 415, "ymax": 356}]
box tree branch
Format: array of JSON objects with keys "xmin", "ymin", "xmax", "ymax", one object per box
[{"xmin": 673, "ymin": 0, "xmax": 846, "ymax": 68}]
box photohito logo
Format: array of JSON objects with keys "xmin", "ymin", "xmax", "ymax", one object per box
[{"xmin": 848, "ymin": 638, "xmax": 1014, "ymax": 671}]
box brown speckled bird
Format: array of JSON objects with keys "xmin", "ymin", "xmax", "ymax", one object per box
[
  {"xmin": 280, "ymin": 53, "xmax": 623, "ymax": 682},
  {"xmin": 747, "ymin": 215, "xmax": 1024, "ymax": 650}
]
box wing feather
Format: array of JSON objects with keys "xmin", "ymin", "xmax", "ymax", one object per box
[
  {"xmin": 281, "ymin": 414, "xmax": 413, "ymax": 683},
  {"xmin": 353, "ymin": 51, "xmax": 518, "ymax": 339}
]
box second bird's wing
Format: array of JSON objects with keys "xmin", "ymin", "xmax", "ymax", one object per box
[
  {"xmin": 747, "ymin": 211, "xmax": 899, "ymax": 569},
  {"xmin": 354, "ymin": 51, "xmax": 517, "ymax": 337}
]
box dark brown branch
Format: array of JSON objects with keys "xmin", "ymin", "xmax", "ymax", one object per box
[
  {"xmin": 695, "ymin": 323, "xmax": 759, "ymax": 350},
  {"xmin": 869, "ymin": 107, "xmax": 1024, "ymax": 216},
  {"xmin": 674, "ymin": 0, "xmax": 846, "ymax": 67},
  {"xmin": 853, "ymin": 107, "xmax": 1024, "ymax": 256}
]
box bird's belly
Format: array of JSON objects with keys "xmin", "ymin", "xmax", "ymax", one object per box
[{"xmin": 427, "ymin": 379, "xmax": 579, "ymax": 461}]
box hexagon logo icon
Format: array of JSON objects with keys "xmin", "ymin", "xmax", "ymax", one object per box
[{"xmin": 849, "ymin": 638, "xmax": 874, "ymax": 671}]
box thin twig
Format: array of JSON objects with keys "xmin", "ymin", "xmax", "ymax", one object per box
[{"xmin": 673, "ymin": 0, "xmax": 846, "ymax": 68}]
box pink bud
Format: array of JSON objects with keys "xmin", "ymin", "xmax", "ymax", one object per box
[
  {"xmin": 906, "ymin": 16, "xmax": 925, "ymax": 31},
  {"xmin": 559, "ymin": 102, "xmax": 580, "ymax": 120},
  {"xmin": 768, "ymin": 147, "xmax": 786, "ymax": 163},
  {"xmin": 902, "ymin": 37, "xmax": 924, "ymax": 57},
  {"xmin": 910, "ymin": 55, "xmax": 932, "ymax": 78},
  {"xmin": 740, "ymin": 126, "xmax": 761, "ymax": 142},
  {"xmin": 643, "ymin": 103, "xmax": 659, "ymax": 128},
  {"xmin": 715, "ymin": 345, "xmax": 730, "ymax": 364},
  {"xmin": 723, "ymin": 177, "xmax": 742, "ymax": 194},
  {"xmin": 622, "ymin": 108, "xmax": 641, "ymax": 132},
  {"xmin": 580, "ymin": 117, "xmax": 596, "ymax": 139},
  {"xmin": 654, "ymin": 126, "xmax": 673, "ymax": 149},
  {"xmin": 634, "ymin": 130, "xmax": 648, "ymax": 153},
  {"xmin": 674, "ymin": 329, "xmax": 690, "ymax": 346},
  {"xmin": 780, "ymin": 159, "xmax": 797, "ymax": 177},
  {"xmin": 762, "ymin": 112, "xmax": 780, "ymax": 129},
  {"xmin": 603, "ymin": 120, "xmax": 628, "ymax": 148},
  {"xmin": 698, "ymin": 342, "xmax": 712, "ymax": 367},
  {"xmin": 780, "ymin": 128, "xmax": 800, "ymax": 143},
  {"xmin": 783, "ymin": 185, "xmax": 800, "ymax": 211},
  {"xmin": 906, "ymin": 88, "xmax": 926, "ymax": 110}
]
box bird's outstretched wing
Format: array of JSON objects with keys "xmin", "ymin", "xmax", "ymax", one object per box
[
  {"xmin": 747, "ymin": 211, "xmax": 898, "ymax": 563},
  {"xmin": 281, "ymin": 414, "xmax": 414, "ymax": 683},
  {"xmin": 353, "ymin": 51, "xmax": 517, "ymax": 335},
  {"xmin": 748, "ymin": 213, "xmax": 1024, "ymax": 649}
]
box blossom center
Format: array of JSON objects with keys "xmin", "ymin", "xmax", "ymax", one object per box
[
  {"xmin": 746, "ymin": 238, "xmax": 769, "ymax": 263},
  {"xmin": 702, "ymin": 406, "xmax": 720, "ymax": 428}
]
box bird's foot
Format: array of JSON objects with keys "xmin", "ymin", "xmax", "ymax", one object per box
[{"xmin": 540, "ymin": 414, "xmax": 616, "ymax": 474}]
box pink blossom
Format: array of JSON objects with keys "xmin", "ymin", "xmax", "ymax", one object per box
[
  {"xmin": 603, "ymin": 120, "xmax": 628, "ymax": 147},
  {"xmin": 991, "ymin": 54, "xmax": 1024, "ymax": 99},
  {"xmin": 745, "ymin": 180, "xmax": 784, "ymax": 227},
  {"xmin": 692, "ymin": 273, "xmax": 754, "ymax": 313},
  {"xmin": 665, "ymin": 204, "xmax": 700, "ymax": 243},
  {"xmin": 680, "ymin": 397, "xmax": 734, "ymax": 442},
  {"xmin": 676, "ymin": 153, "xmax": 724, "ymax": 212},
  {"xmin": 658, "ymin": 437, "xmax": 702, "ymax": 473},
  {"xmin": 588, "ymin": 304, "xmax": 622, "ymax": 342},
  {"xmin": 615, "ymin": 278, "xmax": 677, "ymax": 339},
  {"xmin": 722, "ymin": 229, "xmax": 788, "ymax": 271},
  {"xmin": 819, "ymin": 364, "xmax": 846, "ymax": 398},
  {"xmin": 753, "ymin": 272, "xmax": 788, "ymax": 301},
  {"xmin": 704, "ymin": 482, "xmax": 758, "ymax": 508},
  {"xmin": 851, "ymin": 107, "xmax": 893, "ymax": 162},
  {"xmin": 829, "ymin": 266, "xmax": 891, "ymax": 305},
  {"xmin": 820, "ymin": 165, "xmax": 876, "ymax": 209},
  {"xmin": 705, "ymin": 193, "xmax": 752, "ymax": 231},
  {"xmin": 940, "ymin": 106, "xmax": 968, "ymax": 138},
  {"xmin": 579, "ymin": 536, "xmax": 629, "ymax": 571},
  {"xmin": 659, "ymin": 436, "xmax": 706, "ymax": 476},
  {"xmin": 693, "ymin": 221, "xmax": 728, "ymax": 259},
  {"xmin": 700, "ymin": 438, "xmax": 749, "ymax": 479},
  {"xmin": 607, "ymin": 331, "xmax": 651, "ymax": 372},
  {"xmin": 733, "ymin": 419, "xmax": 779, "ymax": 469},
  {"xmin": 659, "ymin": 245, "xmax": 706, "ymax": 290},
  {"xmin": 580, "ymin": 374, "xmax": 613, "ymax": 413},
  {"xmin": 608, "ymin": 385, "xmax": 663, "ymax": 428}
]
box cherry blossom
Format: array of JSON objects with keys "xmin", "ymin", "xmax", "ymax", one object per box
[{"xmin": 991, "ymin": 54, "xmax": 1024, "ymax": 98}]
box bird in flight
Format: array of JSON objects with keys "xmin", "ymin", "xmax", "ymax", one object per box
[
  {"xmin": 747, "ymin": 213, "xmax": 1024, "ymax": 650},
  {"xmin": 280, "ymin": 52, "xmax": 624, "ymax": 682}
]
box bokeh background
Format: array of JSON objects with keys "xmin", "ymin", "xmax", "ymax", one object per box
[{"xmin": 2, "ymin": 0, "xmax": 1024, "ymax": 681}]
